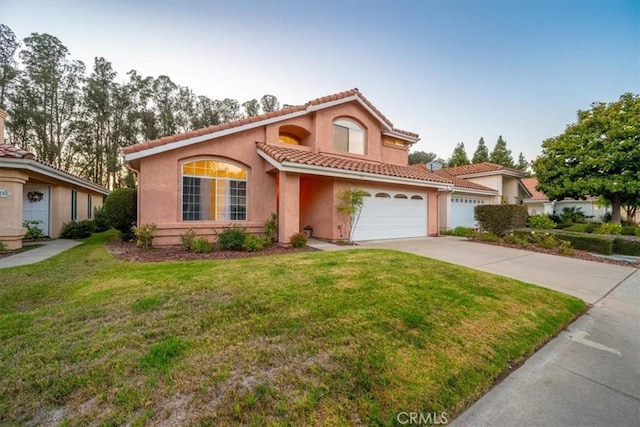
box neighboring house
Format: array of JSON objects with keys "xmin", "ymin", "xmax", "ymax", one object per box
[
  {"xmin": 521, "ymin": 177, "xmax": 610, "ymax": 220},
  {"xmin": 0, "ymin": 110, "xmax": 109, "ymax": 250},
  {"xmin": 432, "ymin": 162, "xmax": 528, "ymax": 229},
  {"xmin": 123, "ymin": 89, "xmax": 461, "ymax": 245}
]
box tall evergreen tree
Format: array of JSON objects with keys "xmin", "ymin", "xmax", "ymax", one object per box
[
  {"xmin": 516, "ymin": 152, "xmax": 529, "ymax": 170},
  {"xmin": 0, "ymin": 24, "xmax": 20, "ymax": 110},
  {"xmin": 489, "ymin": 135, "xmax": 515, "ymax": 167},
  {"xmin": 471, "ymin": 137, "xmax": 490, "ymax": 163},
  {"xmin": 447, "ymin": 142, "xmax": 470, "ymax": 167}
]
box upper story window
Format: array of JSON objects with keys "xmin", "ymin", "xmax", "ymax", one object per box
[
  {"xmin": 333, "ymin": 119, "xmax": 365, "ymax": 155},
  {"xmin": 182, "ymin": 160, "xmax": 247, "ymax": 221}
]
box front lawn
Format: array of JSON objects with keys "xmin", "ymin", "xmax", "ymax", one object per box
[{"xmin": 0, "ymin": 231, "xmax": 585, "ymax": 425}]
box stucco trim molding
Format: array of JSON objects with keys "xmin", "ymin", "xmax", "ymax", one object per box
[{"xmin": 0, "ymin": 158, "xmax": 110, "ymax": 195}]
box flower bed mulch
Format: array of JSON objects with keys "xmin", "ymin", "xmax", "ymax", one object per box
[
  {"xmin": 472, "ymin": 239, "xmax": 640, "ymax": 268},
  {"xmin": 106, "ymin": 239, "xmax": 317, "ymax": 263}
]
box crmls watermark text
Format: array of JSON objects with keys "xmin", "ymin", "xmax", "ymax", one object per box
[{"xmin": 396, "ymin": 412, "xmax": 449, "ymax": 425}]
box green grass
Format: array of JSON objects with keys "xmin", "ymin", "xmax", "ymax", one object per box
[{"xmin": 0, "ymin": 231, "xmax": 586, "ymax": 425}]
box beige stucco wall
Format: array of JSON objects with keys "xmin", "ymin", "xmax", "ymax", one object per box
[{"xmin": 0, "ymin": 169, "xmax": 29, "ymax": 249}]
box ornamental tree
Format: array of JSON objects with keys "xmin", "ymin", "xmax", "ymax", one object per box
[
  {"xmin": 336, "ymin": 188, "xmax": 368, "ymax": 243},
  {"xmin": 532, "ymin": 93, "xmax": 640, "ymax": 224}
]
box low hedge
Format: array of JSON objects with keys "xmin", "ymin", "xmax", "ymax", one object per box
[
  {"xmin": 563, "ymin": 223, "xmax": 596, "ymax": 233},
  {"xmin": 515, "ymin": 230, "xmax": 613, "ymax": 254},
  {"xmin": 612, "ymin": 238, "xmax": 640, "ymax": 256},
  {"xmin": 621, "ymin": 226, "xmax": 639, "ymax": 236},
  {"xmin": 475, "ymin": 205, "xmax": 528, "ymax": 237}
]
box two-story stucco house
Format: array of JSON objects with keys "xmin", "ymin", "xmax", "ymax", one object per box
[{"xmin": 123, "ymin": 89, "xmax": 465, "ymax": 245}]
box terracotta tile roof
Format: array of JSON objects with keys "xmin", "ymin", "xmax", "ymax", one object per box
[
  {"xmin": 123, "ymin": 88, "xmax": 418, "ymax": 155},
  {"xmin": 257, "ymin": 142, "xmax": 451, "ymax": 185},
  {"xmin": 521, "ymin": 177, "xmax": 548, "ymax": 200},
  {"xmin": 0, "ymin": 143, "xmax": 36, "ymax": 159},
  {"xmin": 440, "ymin": 162, "xmax": 525, "ymax": 177},
  {"xmin": 429, "ymin": 168, "xmax": 497, "ymax": 192}
]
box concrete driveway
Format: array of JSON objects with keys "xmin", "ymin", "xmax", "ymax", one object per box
[{"xmin": 360, "ymin": 236, "xmax": 640, "ymax": 426}]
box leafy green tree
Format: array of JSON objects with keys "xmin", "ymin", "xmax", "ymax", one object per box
[
  {"xmin": 516, "ymin": 152, "xmax": 529, "ymax": 171},
  {"xmin": 408, "ymin": 150, "xmax": 437, "ymax": 165},
  {"xmin": 336, "ymin": 188, "xmax": 369, "ymax": 243},
  {"xmin": 489, "ymin": 136, "xmax": 515, "ymax": 167},
  {"xmin": 472, "ymin": 137, "xmax": 490, "ymax": 163},
  {"xmin": 0, "ymin": 24, "xmax": 20, "ymax": 109},
  {"xmin": 260, "ymin": 94, "xmax": 279, "ymax": 113},
  {"xmin": 242, "ymin": 99, "xmax": 260, "ymax": 117},
  {"xmin": 447, "ymin": 142, "xmax": 470, "ymax": 167},
  {"xmin": 533, "ymin": 93, "xmax": 640, "ymax": 224}
]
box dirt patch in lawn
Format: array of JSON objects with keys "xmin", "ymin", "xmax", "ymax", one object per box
[
  {"xmin": 106, "ymin": 239, "xmax": 316, "ymax": 262},
  {"xmin": 473, "ymin": 240, "xmax": 640, "ymax": 267}
]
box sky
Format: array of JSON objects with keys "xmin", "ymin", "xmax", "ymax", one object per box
[{"xmin": 0, "ymin": 0, "xmax": 638, "ymax": 163}]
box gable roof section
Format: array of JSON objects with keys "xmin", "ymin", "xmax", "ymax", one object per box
[
  {"xmin": 440, "ymin": 162, "xmax": 526, "ymax": 178},
  {"xmin": 0, "ymin": 143, "xmax": 110, "ymax": 195},
  {"xmin": 429, "ymin": 168, "xmax": 497, "ymax": 193},
  {"xmin": 257, "ymin": 142, "xmax": 452, "ymax": 189},
  {"xmin": 521, "ymin": 177, "xmax": 547, "ymax": 200},
  {"xmin": 123, "ymin": 89, "xmax": 419, "ymax": 160}
]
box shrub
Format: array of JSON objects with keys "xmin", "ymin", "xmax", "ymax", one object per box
[
  {"xmin": 636, "ymin": 228, "xmax": 640, "ymax": 238},
  {"xmin": 180, "ymin": 228, "xmax": 197, "ymax": 252},
  {"xmin": 217, "ymin": 225, "xmax": 249, "ymax": 250},
  {"xmin": 191, "ymin": 237, "xmax": 213, "ymax": 253},
  {"xmin": 103, "ymin": 188, "xmax": 137, "ymax": 240},
  {"xmin": 264, "ymin": 212, "xmax": 278, "ymax": 243},
  {"xmin": 594, "ymin": 222, "xmax": 622, "ymax": 235},
  {"xmin": 60, "ymin": 220, "xmax": 95, "ymax": 239},
  {"xmin": 93, "ymin": 205, "xmax": 110, "ymax": 232},
  {"xmin": 599, "ymin": 212, "xmax": 613, "ymax": 223},
  {"xmin": 564, "ymin": 223, "xmax": 595, "ymax": 233},
  {"xmin": 538, "ymin": 235, "xmax": 559, "ymax": 250},
  {"xmin": 474, "ymin": 205, "xmax": 528, "ymax": 237},
  {"xmin": 558, "ymin": 240, "xmax": 574, "ymax": 255},
  {"xmin": 612, "ymin": 238, "xmax": 640, "ymax": 256},
  {"xmin": 474, "ymin": 231, "xmax": 498, "ymax": 242},
  {"xmin": 23, "ymin": 220, "xmax": 45, "ymax": 240},
  {"xmin": 243, "ymin": 234, "xmax": 266, "ymax": 252},
  {"xmin": 451, "ymin": 226, "xmax": 475, "ymax": 238},
  {"xmin": 0, "ymin": 242, "xmax": 5, "ymax": 251},
  {"xmin": 559, "ymin": 206, "xmax": 588, "ymax": 224},
  {"xmin": 133, "ymin": 223, "xmax": 157, "ymax": 250},
  {"xmin": 289, "ymin": 232, "xmax": 308, "ymax": 248},
  {"xmin": 553, "ymin": 232, "xmax": 613, "ymax": 254},
  {"xmin": 620, "ymin": 226, "xmax": 639, "ymax": 236},
  {"xmin": 527, "ymin": 215, "xmax": 556, "ymax": 230}
]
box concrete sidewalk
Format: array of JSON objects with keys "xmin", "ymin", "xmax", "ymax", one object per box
[
  {"xmin": 359, "ymin": 236, "xmax": 639, "ymax": 426},
  {"xmin": 0, "ymin": 239, "xmax": 82, "ymax": 269}
]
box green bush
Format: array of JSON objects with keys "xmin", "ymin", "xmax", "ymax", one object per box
[
  {"xmin": 180, "ymin": 228, "xmax": 197, "ymax": 252},
  {"xmin": 558, "ymin": 240, "xmax": 574, "ymax": 255},
  {"xmin": 243, "ymin": 234, "xmax": 266, "ymax": 252},
  {"xmin": 191, "ymin": 237, "xmax": 213, "ymax": 253},
  {"xmin": 289, "ymin": 232, "xmax": 308, "ymax": 248},
  {"xmin": 0, "ymin": 242, "xmax": 5, "ymax": 251},
  {"xmin": 564, "ymin": 223, "xmax": 596, "ymax": 233},
  {"xmin": 553, "ymin": 232, "xmax": 613, "ymax": 254},
  {"xmin": 527, "ymin": 215, "xmax": 556, "ymax": 230},
  {"xmin": 133, "ymin": 223, "xmax": 157, "ymax": 250},
  {"xmin": 559, "ymin": 206, "xmax": 588, "ymax": 224},
  {"xmin": 60, "ymin": 220, "xmax": 95, "ymax": 239},
  {"xmin": 474, "ymin": 205, "xmax": 528, "ymax": 237},
  {"xmin": 264, "ymin": 212, "xmax": 278, "ymax": 243},
  {"xmin": 93, "ymin": 205, "xmax": 110, "ymax": 232},
  {"xmin": 103, "ymin": 188, "xmax": 137, "ymax": 240},
  {"xmin": 23, "ymin": 220, "xmax": 45, "ymax": 240},
  {"xmin": 451, "ymin": 226, "xmax": 475, "ymax": 238},
  {"xmin": 620, "ymin": 226, "xmax": 639, "ymax": 236},
  {"xmin": 473, "ymin": 231, "xmax": 498, "ymax": 242},
  {"xmin": 217, "ymin": 225, "xmax": 249, "ymax": 250},
  {"xmin": 594, "ymin": 222, "xmax": 622, "ymax": 235},
  {"xmin": 636, "ymin": 228, "xmax": 640, "ymax": 238},
  {"xmin": 612, "ymin": 238, "xmax": 640, "ymax": 256}
]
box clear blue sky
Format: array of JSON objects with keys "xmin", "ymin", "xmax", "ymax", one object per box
[{"xmin": 1, "ymin": 0, "xmax": 638, "ymax": 163}]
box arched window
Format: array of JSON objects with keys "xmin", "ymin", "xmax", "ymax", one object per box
[
  {"xmin": 411, "ymin": 195, "xmax": 423, "ymax": 200},
  {"xmin": 362, "ymin": 191, "xmax": 371, "ymax": 197},
  {"xmin": 333, "ymin": 119, "xmax": 365, "ymax": 154},
  {"xmin": 394, "ymin": 194, "xmax": 408, "ymax": 199},
  {"xmin": 375, "ymin": 192, "xmax": 390, "ymax": 198},
  {"xmin": 182, "ymin": 160, "xmax": 247, "ymax": 221}
]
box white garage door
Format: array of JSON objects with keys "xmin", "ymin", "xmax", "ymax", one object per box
[
  {"xmin": 450, "ymin": 196, "xmax": 488, "ymax": 228},
  {"xmin": 352, "ymin": 190, "xmax": 427, "ymax": 241}
]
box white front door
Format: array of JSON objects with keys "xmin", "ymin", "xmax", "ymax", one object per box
[
  {"xmin": 352, "ymin": 190, "xmax": 428, "ymax": 241},
  {"xmin": 23, "ymin": 185, "xmax": 50, "ymax": 237}
]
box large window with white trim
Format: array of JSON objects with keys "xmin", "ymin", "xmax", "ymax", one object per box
[
  {"xmin": 333, "ymin": 119, "xmax": 365, "ymax": 154},
  {"xmin": 181, "ymin": 160, "xmax": 247, "ymax": 221}
]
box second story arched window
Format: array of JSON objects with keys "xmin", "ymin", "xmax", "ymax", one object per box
[{"xmin": 333, "ymin": 119, "xmax": 365, "ymax": 155}]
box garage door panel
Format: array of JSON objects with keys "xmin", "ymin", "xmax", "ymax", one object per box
[
  {"xmin": 352, "ymin": 191, "xmax": 427, "ymax": 241},
  {"xmin": 450, "ymin": 197, "xmax": 488, "ymax": 228}
]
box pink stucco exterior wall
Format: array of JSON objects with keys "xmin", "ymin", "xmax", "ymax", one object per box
[{"xmin": 132, "ymin": 99, "xmax": 439, "ymax": 246}]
